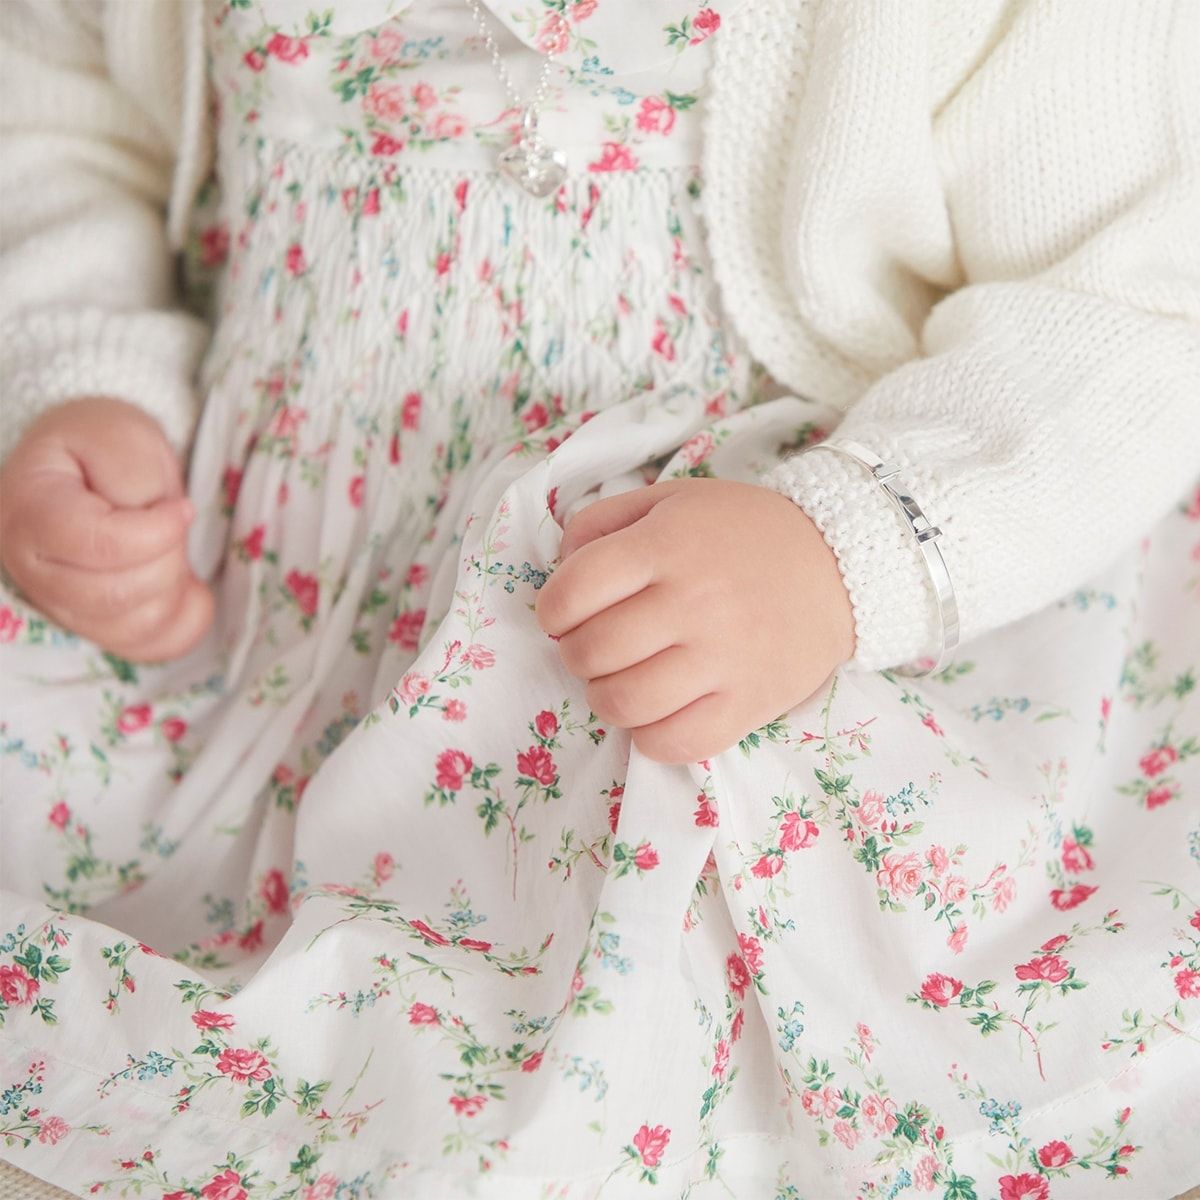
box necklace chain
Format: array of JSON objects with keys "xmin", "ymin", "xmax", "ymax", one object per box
[
  {"xmin": 463, "ymin": 0, "xmax": 558, "ymax": 150},
  {"xmin": 461, "ymin": 0, "xmax": 569, "ymax": 195}
]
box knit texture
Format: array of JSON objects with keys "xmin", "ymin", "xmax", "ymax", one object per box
[{"xmin": 2, "ymin": 0, "xmax": 1198, "ymax": 670}]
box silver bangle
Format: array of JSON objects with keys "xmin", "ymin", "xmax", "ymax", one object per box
[{"xmin": 807, "ymin": 438, "xmax": 959, "ymax": 677}]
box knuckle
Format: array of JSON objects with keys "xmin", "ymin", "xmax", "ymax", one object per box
[
  {"xmin": 586, "ymin": 675, "xmax": 636, "ymax": 728},
  {"xmin": 556, "ymin": 631, "xmax": 596, "ymax": 679}
]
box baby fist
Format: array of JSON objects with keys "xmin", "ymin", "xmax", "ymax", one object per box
[
  {"xmin": 0, "ymin": 397, "xmax": 214, "ymax": 661},
  {"xmin": 535, "ymin": 477, "xmax": 855, "ymax": 765}
]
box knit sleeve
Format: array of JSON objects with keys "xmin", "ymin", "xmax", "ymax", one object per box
[
  {"xmin": 0, "ymin": 0, "xmax": 210, "ymax": 467},
  {"xmin": 757, "ymin": 1, "xmax": 1200, "ymax": 673}
]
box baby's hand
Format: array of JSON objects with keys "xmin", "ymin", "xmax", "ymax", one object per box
[
  {"xmin": 535, "ymin": 477, "xmax": 855, "ymax": 765},
  {"xmin": 0, "ymin": 397, "xmax": 214, "ymax": 662}
]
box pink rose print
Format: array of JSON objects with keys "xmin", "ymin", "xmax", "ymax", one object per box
[
  {"xmin": 993, "ymin": 875, "xmax": 1017, "ymax": 912},
  {"xmin": 373, "ymin": 852, "xmax": 395, "ymax": 884},
  {"xmin": 348, "ymin": 475, "xmax": 365, "ymax": 507},
  {"xmin": 449, "ymin": 1093, "xmax": 487, "ymax": 1117},
  {"xmin": 879, "ymin": 852, "xmax": 923, "ymax": 899},
  {"xmin": 725, "ymin": 953, "xmax": 751, "ymax": 999},
  {"xmin": 215, "ymin": 1048, "xmax": 271, "ymax": 1084},
  {"xmin": 362, "ymin": 187, "xmax": 380, "ymax": 216},
  {"xmin": 608, "ymin": 800, "xmax": 622, "ymax": 833},
  {"xmin": 243, "ymin": 49, "xmax": 266, "ymax": 72},
  {"xmin": 409, "ymin": 919, "xmax": 450, "ymax": 947},
  {"xmin": 636, "ymin": 96, "xmax": 677, "ymax": 135},
  {"xmin": 860, "ymin": 1093, "xmax": 896, "ymax": 1134},
  {"xmin": 1037, "ymin": 1140, "xmax": 1075, "ymax": 1168},
  {"xmin": 48, "ymin": 801, "xmax": 70, "ymax": 830},
  {"xmin": 285, "ymin": 570, "xmax": 319, "ymax": 617},
  {"xmin": 517, "ymin": 745, "xmax": 557, "ymax": 786},
  {"xmin": 1050, "ymin": 883, "xmax": 1097, "ymax": 910},
  {"xmin": 1191, "ymin": 909, "xmax": 1200, "ymax": 932},
  {"xmin": 571, "ymin": 0, "xmax": 597, "ymax": 19},
  {"xmin": 117, "ymin": 704, "xmax": 152, "ymax": 734},
  {"xmin": 857, "ymin": 790, "xmax": 885, "ymax": 827},
  {"xmin": 435, "ymin": 750, "xmax": 472, "ymax": 791},
  {"xmin": 634, "ymin": 844, "xmax": 660, "ymax": 871},
  {"xmin": 199, "ymin": 224, "xmax": 229, "ymax": 268},
  {"xmin": 589, "ymin": 142, "xmax": 639, "ymax": 173},
  {"xmin": 365, "ymin": 83, "xmax": 406, "ymax": 123},
  {"xmin": 1175, "ymin": 968, "xmax": 1200, "ymax": 999},
  {"xmin": 259, "ymin": 867, "xmax": 289, "ymax": 915},
  {"xmin": 402, "ymin": 392, "xmax": 422, "ymax": 429},
  {"xmin": 433, "ymin": 112, "xmax": 467, "ymax": 140},
  {"xmin": 285, "ymin": 243, "xmax": 307, "ymax": 276},
  {"xmin": 522, "ymin": 402, "xmax": 550, "ymax": 433},
  {"xmin": 535, "ymin": 710, "xmax": 559, "ymax": 739},
  {"xmin": 397, "ymin": 673, "xmax": 430, "ymax": 706},
  {"xmin": 0, "ymin": 606, "xmax": 24, "ymax": 641},
  {"xmin": 712, "ymin": 1039, "xmax": 729, "ymax": 1077},
  {"xmin": 918, "ymin": 973, "xmax": 963, "ymax": 1007},
  {"xmin": 369, "ymin": 27, "xmax": 406, "ymax": 62},
  {"xmin": 730, "ymin": 1008, "xmax": 744, "ymax": 1042},
  {"xmin": 36, "ymin": 1115, "xmax": 69, "ymax": 1145},
  {"xmin": 372, "ymin": 133, "xmax": 404, "ymax": 156},
  {"xmin": 1145, "ymin": 784, "xmax": 1176, "ymax": 809},
  {"xmin": 694, "ymin": 793, "xmax": 719, "ymax": 827},
  {"xmin": 222, "ymin": 465, "xmax": 242, "ymax": 510},
  {"xmin": 302, "ymin": 1176, "xmax": 338, "ymax": 1200},
  {"xmin": 737, "ymin": 932, "xmax": 763, "ymax": 975},
  {"xmin": 521, "ymin": 1050, "xmax": 544, "ymax": 1072},
  {"xmin": 913, "ymin": 1154, "xmax": 937, "ymax": 1192},
  {"xmin": 1041, "ymin": 934, "xmax": 1070, "ymax": 953},
  {"xmin": 1139, "ymin": 744, "xmax": 1178, "ymax": 777},
  {"xmin": 201, "ymin": 1171, "xmax": 247, "ymax": 1200},
  {"xmin": 0, "ymin": 965, "xmax": 38, "ymax": 1007},
  {"xmin": 947, "ymin": 924, "xmax": 969, "ymax": 954},
  {"xmin": 751, "ymin": 853, "xmax": 783, "ymax": 878},
  {"xmin": 999, "ymin": 1174, "xmax": 1050, "ymax": 1200},
  {"xmin": 388, "ymin": 608, "xmax": 426, "ymax": 650},
  {"xmin": 921, "ymin": 712, "xmax": 944, "ymax": 736},
  {"xmin": 651, "ymin": 318, "xmax": 676, "ymax": 361},
  {"xmin": 192, "ymin": 1010, "xmax": 235, "ymax": 1031},
  {"xmin": 265, "ymin": 33, "xmax": 308, "ymax": 63},
  {"xmin": 409, "ymin": 1002, "xmax": 439, "ymax": 1025},
  {"xmin": 1061, "ymin": 837, "xmax": 1094, "ymax": 872},
  {"xmin": 779, "ymin": 811, "xmax": 819, "ymax": 851},
  {"xmin": 690, "ymin": 7, "xmax": 720, "ymax": 42},
  {"xmin": 459, "ymin": 938, "xmax": 492, "ymax": 953},
  {"xmin": 926, "ymin": 845, "xmax": 949, "ymax": 875},
  {"xmin": 161, "ymin": 716, "xmax": 188, "ymax": 742},
  {"xmin": 832, "ymin": 1118, "xmax": 859, "ymax": 1149},
  {"xmin": 1015, "ymin": 954, "xmax": 1070, "ymax": 983},
  {"xmin": 632, "ymin": 1123, "xmax": 671, "ymax": 1168},
  {"xmin": 461, "ymin": 644, "xmax": 495, "ymax": 669},
  {"xmin": 943, "ymin": 876, "xmax": 968, "ymax": 903}
]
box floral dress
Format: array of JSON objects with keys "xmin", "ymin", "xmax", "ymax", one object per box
[{"xmin": 1, "ymin": 1, "xmax": 1199, "ymax": 1198}]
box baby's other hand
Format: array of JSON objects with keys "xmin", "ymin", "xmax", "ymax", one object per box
[
  {"xmin": 0, "ymin": 397, "xmax": 214, "ymax": 662},
  {"xmin": 534, "ymin": 477, "xmax": 855, "ymax": 765}
]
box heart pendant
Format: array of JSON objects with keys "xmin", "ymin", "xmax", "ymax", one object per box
[{"xmin": 497, "ymin": 140, "xmax": 568, "ymax": 198}]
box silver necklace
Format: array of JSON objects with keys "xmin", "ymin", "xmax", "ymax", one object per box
[{"xmin": 463, "ymin": 0, "xmax": 568, "ymax": 197}]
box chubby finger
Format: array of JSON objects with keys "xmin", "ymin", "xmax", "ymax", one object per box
[
  {"xmin": 101, "ymin": 578, "xmax": 215, "ymax": 664},
  {"xmin": 558, "ymin": 482, "xmax": 677, "ymax": 560},
  {"xmin": 26, "ymin": 546, "xmax": 193, "ymax": 622},
  {"xmin": 31, "ymin": 484, "xmax": 193, "ymax": 572},
  {"xmin": 555, "ymin": 584, "xmax": 678, "ymax": 680},
  {"xmin": 630, "ymin": 690, "xmax": 745, "ymax": 766},
  {"xmin": 536, "ymin": 523, "xmax": 656, "ymax": 637},
  {"xmin": 585, "ymin": 644, "xmax": 713, "ymax": 731}
]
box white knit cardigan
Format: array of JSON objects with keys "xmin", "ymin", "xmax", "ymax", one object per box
[{"xmin": 2, "ymin": 0, "xmax": 1198, "ymax": 672}]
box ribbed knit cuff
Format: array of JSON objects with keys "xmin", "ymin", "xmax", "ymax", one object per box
[
  {"xmin": 0, "ymin": 307, "xmax": 210, "ymax": 466},
  {"xmin": 759, "ymin": 447, "xmax": 942, "ymax": 672}
]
